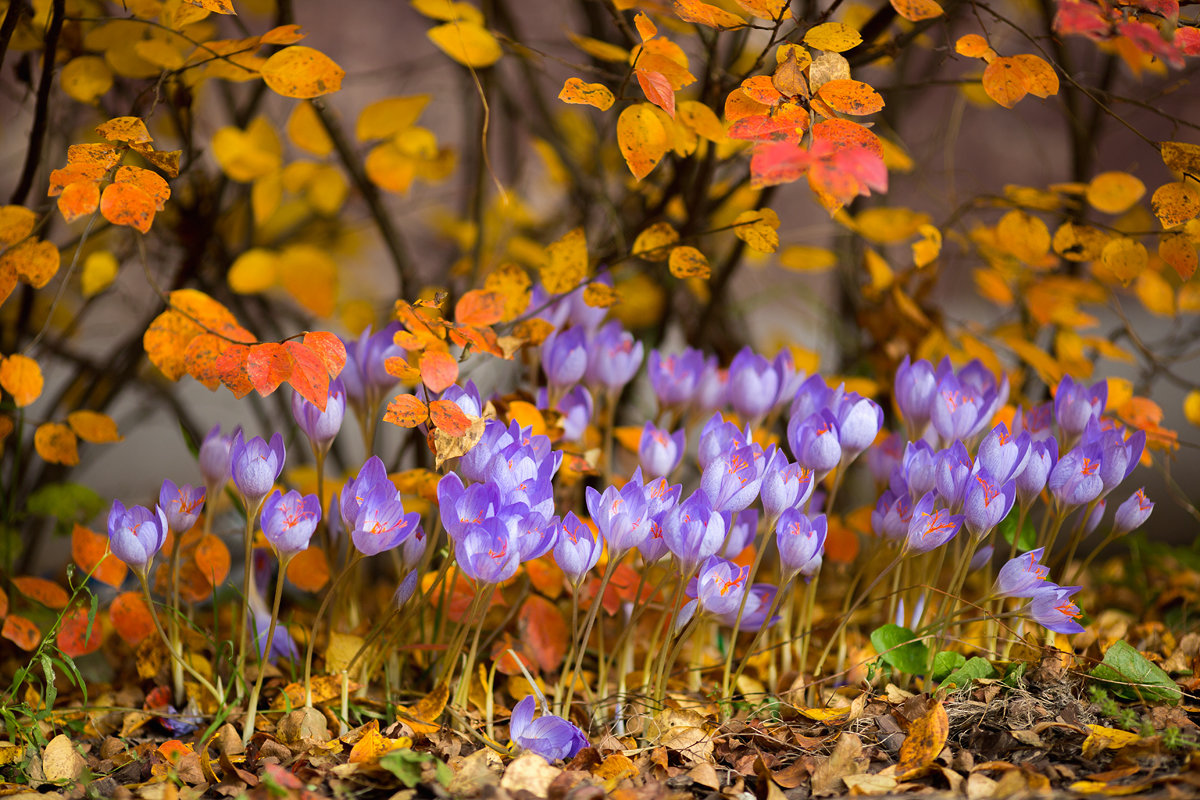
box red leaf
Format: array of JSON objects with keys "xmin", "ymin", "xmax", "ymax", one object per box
[
  {"xmin": 245, "ymin": 342, "xmax": 293, "ymax": 397},
  {"xmin": 12, "ymin": 576, "xmax": 69, "ymax": 609},
  {"xmin": 283, "ymin": 340, "xmax": 331, "ymax": 410},
  {"xmin": 384, "ymin": 394, "xmax": 428, "ymax": 427},
  {"xmin": 728, "ymin": 105, "xmax": 810, "ymax": 143},
  {"xmin": 72, "ymin": 523, "xmax": 128, "ymax": 588},
  {"xmin": 303, "ymin": 331, "xmax": 347, "ymax": 377},
  {"xmin": 213, "ymin": 342, "xmax": 254, "ymax": 398},
  {"xmin": 1054, "ymin": 0, "xmax": 1114, "ymax": 39},
  {"xmin": 57, "ymin": 606, "xmax": 105, "ymax": 657},
  {"xmin": 519, "ymin": 594, "xmax": 569, "ymax": 673},
  {"xmin": 1, "ymin": 615, "xmax": 41, "ymax": 651},
  {"xmin": 100, "ymin": 182, "xmax": 156, "ymax": 234},
  {"xmin": 419, "ymin": 350, "xmax": 458, "ymax": 393},
  {"xmin": 811, "ymin": 118, "xmax": 884, "ymax": 159},
  {"xmin": 636, "ymin": 68, "xmax": 675, "ymax": 117},
  {"xmin": 429, "ymin": 399, "xmax": 472, "ymax": 436},
  {"xmin": 454, "ymin": 290, "xmax": 505, "ymax": 327},
  {"xmin": 110, "ymin": 591, "xmax": 156, "ymax": 645},
  {"xmin": 750, "ymin": 142, "xmax": 812, "ymax": 187}
]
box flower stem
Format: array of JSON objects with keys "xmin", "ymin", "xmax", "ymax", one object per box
[
  {"xmin": 235, "ymin": 499, "xmax": 263, "ymax": 702},
  {"xmin": 137, "ymin": 573, "xmax": 223, "ymax": 705},
  {"xmin": 167, "ymin": 528, "xmax": 186, "ymax": 706},
  {"xmin": 728, "ymin": 571, "xmax": 794, "ymax": 699},
  {"xmin": 559, "ymin": 555, "xmax": 621, "ymax": 716},
  {"xmin": 454, "ymin": 583, "xmax": 497, "ymax": 710},
  {"xmin": 720, "ymin": 533, "xmax": 770, "ymax": 708},
  {"xmin": 303, "ymin": 552, "xmax": 363, "ymax": 707},
  {"xmin": 812, "ymin": 550, "xmax": 905, "ymax": 679},
  {"xmin": 243, "ymin": 552, "xmax": 291, "ymax": 745}
]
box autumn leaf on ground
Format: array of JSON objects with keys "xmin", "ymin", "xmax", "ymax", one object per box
[{"xmin": 896, "ymin": 700, "xmax": 949, "ymax": 779}]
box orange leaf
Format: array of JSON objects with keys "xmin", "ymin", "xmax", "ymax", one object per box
[
  {"xmin": 419, "ymin": 350, "xmax": 458, "ymax": 393},
  {"xmin": 896, "ymin": 700, "xmax": 949, "ymax": 779},
  {"xmin": 519, "ymin": 594, "xmax": 568, "ymax": 673},
  {"xmin": 817, "ymin": 79, "xmax": 884, "ymax": 115},
  {"xmin": 454, "ymin": 290, "xmax": 505, "ymax": 327},
  {"xmin": 189, "ymin": 0, "xmax": 236, "ymax": 14},
  {"xmin": 673, "ymin": 0, "xmax": 747, "ymax": 28},
  {"xmin": 449, "ymin": 324, "xmax": 504, "ymax": 357},
  {"xmin": 67, "ymin": 410, "xmax": 122, "ymax": 443},
  {"xmin": 110, "ymin": 590, "xmax": 156, "ymax": 645},
  {"xmin": 144, "ymin": 289, "xmax": 254, "ymax": 381},
  {"xmin": 130, "ymin": 143, "xmax": 181, "ymax": 178},
  {"xmin": 302, "ymin": 331, "xmax": 347, "ymax": 378},
  {"xmin": 728, "ymin": 105, "xmax": 810, "ymax": 143},
  {"xmin": 283, "ymin": 340, "xmax": 330, "ymax": 410},
  {"xmin": 57, "ymin": 180, "xmax": 100, "ymax": 223},
  {"xmin": 1011, "ymin": 54, "xmax": 1059, "ymax": 98},
  {"xmin": 1, "ymin": 615, "xmax": 41, "ymax": 651},
  {"xmin": 668, "ymin": 246, "xmax": 711, "ymax": 279},
  {"xmin": 216, "ymin": 343, "xmax": 255, "ymax": 398},
  {"xmin": 889, "ymin": 0, "xmax": 943, "ymax": 21},
  {"xmin": 12, "ymin": 576, "xmax": 69, "ymax": 609},
  {"xmin": 114, "ymin": 165, "xmax": 170, "ymax": 210},
  {"xmin": 740, "ymin": 75, "xmax": 784, "ymax": 105},
  {"xmin": 0, "ymin": 354, "xmax": 43, "ymax": 407},
  {"xmin": 185, "ymin": 332, "xmax": 233, "ymax": 390},
  {"xmin": 246, "ymin": 342, "xmax": 294, "ymax": 397},
  {"xmin": 67, "ymin": 142, "xmax": 122, "ymax": 170},
  {"xmin": 636, "ymin": 69, "xmax": 675, "ymax": 117},
  {"xmin": 192, "ymin": 534, "xmax": 231, "ymax": 589},
  {"xmin": 261, "ymin": 24, "xmax": 306, "ymax": 45},
  {"xmin": 72, "ymin": 523, "xmax": 128, "ymax": 588},
  {"xmin": 95, "ymin": 116, "xmax": 152, "ymax": 145},
  {"xmin": 558, "ymin": 77, "xmax": 615, "ymax": 111},
  {"xmin": 982, "ymin": 56, "xmax": 1029, "ymax": 108},
  {"xmin": 1160, "ymin": 234, "xmax": 1197, "ymax": 281},
  {"xmin": 48, "ymin": 163, "xmax": 106, "ymax": 196},
  {"xmin": 385, "ymin": 355, "xmax": 421, "ymax": 381},
  {"xmin": 34, "ymin": 422, "xmax": 79, "ymax": 465},
  {"xmin": 57, "ymin": 606, "xmax": 105, "ymax": 658},
  {"xmin": 617, "ymin": 103, "xmax": 671, "ymax": 181},
  {"xmin": 260, "ymin": 46, "xmax": 345, "ymax": 98},
  {"xmin": 811, "ymin": 118, "xmax": 884, "ymax": 158},
  {"xmin": 1, "ymin": 239, "xmax": 60, "ymax": 289},
  {"xmin": 395, "ymin": 680, "xmax": 448, "ymax": 734},
  {"xmin": 429, "ymin": 399, "xmax": 471, "ymax": 436},
  {"xmin": 384, "ymin": 394, "xmax": 428, "ymax": 427},
  {"xmin": 286, "ymin": 545, "xmax": 330, "ymax": 592},
  {"xmin": 100, "ymin": 182, "xmax": 156, "ymax": 234},
  {"xmin": 0, "ymin": 586, "xmax": 7, "ymax": 617}
]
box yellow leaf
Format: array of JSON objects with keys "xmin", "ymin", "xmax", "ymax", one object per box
[
  {"xmin": 286, "ymin": 101, "xmax": 333, "ymax": 157},
  {"xmin": 67, "ymin": 410, "xmax": 123, "ymax": 443},
  {"xmin": 634, "ymin": 12, "xmax": 657, "ymax": 42},
  {"xmin": 855, "ymin": 207, "xmax": 932, "ymax": 244},
  {"xmin": 895, "ymin": 701, "xmax": 949, "ymax": 780},
  {"xmin": 325, "ymin": 631, "xmax": 364, "ymax": 673},
  {"xmin": 780, "ymin": 245, "xmax": 837, "ymax": 271},
  {"xmin": 955, "ymin": 34, "xmax": 993, "ymax": 59},
  {"xmin": 305, "ymin": 165, "xmax": 349, "ymax": 216},
  {"xmin": 1053, "ymin": 222, "xmax": 1110, "ymax": 262},
  {"xmin": 864, "ymin": 249, "xmax": 894, "ymax": 295},
  {"xmin": 632, "ymin": 222, "xmax": 680, "ymax": 262},
  {"xmin": 365, "ymin": 141, "xmax": 419, "ymax": 194},
  {"xmin": 974, "ymin": 267, "xmax": 1012, "ymax": 306},
  {"xmin": 81, "ymin": 251, "xmax": 119, "ymax": 297},
  {"xmin": 483, "ymin": 262, "xmax": 531, "ymax": 321},
  {"xmin": 890, "ymin": 0, "xmax": 944, "ymax": 22},
  {"xmin": 1082, "ymin": 725, "xmax": 1141, "ymax": 759},
  {"xmin": 134, "ymin": 39, "xmax": 186, "ymax": 70},
  {"xmin": 410, "ymin": 0, "xmax": 484, "ymax": 24},
  {"xmin": 187, "ymin": 0, "xmax": 236, "ymax": 14},
  {"xmin": 981, "ymin": 56, "xmax": 1029, "ymax": 108},
  {"xmin": 61, "ymin": 57, "xmax": 113, "ymax": 104},
  {"xmin": 260, "ymin": 46, "xmax": 345, "ymax": 99},
  {"xmin": 427, "ymin": 21, "xmax": 503, "ymax": 68},
  {"xmin": 1, "ymin": 239, "xmax": 60, "ymax": 289},
  {"xmin": 1011, "ymin": 54, "xmax": 1059, "ymax": 98},
  {"xmin": 774, "ymin": 43, "xmax": 813, "ymax": 70},
  {"xmin": 211, "ymin": 117, "xmax": 282, "ymax": 182},
  {"xmin": 1135, "ymin": 269, "xmax": 1174, "ymax": 316},
  {"xmin": 583, "ymin": 282, "xmax": 619, "ymax": 307},
  {"xmin": 881, "ymin": 137, "xmax": 914, "ymax": 172},
  {"xmin": 677, "ymin": 100, "xmax": 724, "ymax": 142},
  {"xmin": 558, "ymin": 77, "xmax": 614, "ymax": 111},
  {"xmin": 1005, "ymin": 335, "xmax": 1063, "ymax": 386},
  {"xmin": 279, "ymin": 244, "xmax": 338, "ymax": 317},
  {"xmin": 347, "ymin": 721, "xmax": 411, "ymax": 764},
  {"xmin": 912, "ymin": 223, "xmax": 942, "ymax": 267},
  {"xmin": 996, "ymin": 209, "xmax": 1050, "ymax": 264},
  {"xmin": 617, "ymin": 103, "xmax": 672, "ymax": 181},
  {"xmin": 1184, "ymin": 390, "xmax": 1200, "ymax": 427},
  {"xmin": 566, "ymin": 31, "xmax": 628, "ymax": 63},
  {"xmin": 251, "ymin": 172, "xmax": 281, "ymax": 226},
  {"xmin": 1087, "ymin": 171, "xmax": 1146, "ymax": 215},
  {"xmin": 1160, "ymin": 140, "xmax": 1200, "ymax": 177},
  {"xmin": 734, "ymin": 0, "xmax": 789, "ymax": 19},
  {"xmin": 356, "ymin": 95, "xmax": 431, "ymax": 141},
  {"xmin": 668, "ymin": 245, "xmax": 711, "ymax": 278},
  {"xmin": 1099, "ymin": 237, "xmax": 1148, "ymax": 284},
  {"xmin": 673, "ymin": 0, "xmax": 747, "ymax": 29},
  {"xmin": 228, "ymin": 248, "xmax": 280, "ymax": 294},
  {"xmin": 542, "ymin": 227, "xmax": 588, "ymax": 294},
  {"xmin": 795, "ymin": 706, "xmax": 850, "ymax": 721},
  {"xmin": 733, "ymin": 209, "xmax": 780, "ymax": 253},
  {"xmin": 34, "ymin": 422, "xmax": 79, "ymax": 466},
  {"xmin": 804, "ymin": 22, "xmax": 862, "ymax": 52},
  {"xmin": 0, "ymin": 354, "xmax": 43, "ymax": 407},
  {"xmin": 0, "ymin": 206, "xmax": 35, "ymax": 248},
  {"xmin": 817, "ymin": 79, "xmax": 884, "ymax": 115},
  {"xmin": 1150, "ymin": 182, "xmax": 1200, "ymax": 228}
]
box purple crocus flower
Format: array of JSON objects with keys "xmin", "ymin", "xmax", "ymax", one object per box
[
  {"xmin": 700, "ymin": 443, "xmax": 765, "ymax": 512},
  {"xmin": 1085, "ymin": 422, "xmax": 1145, "ymax": 499},
  {"xmin": 641, "ymin": 471, "xmax": 682, "ymax": 519},
  {"xmin": 787, "ymin": 410, "xmax": 842, "ymax": 477},
  {"xmin": 929, "ymin": 374, "xmax": 988, "ymax": 444},
  {"xmin": 867, "ymin": 432, "xmax": 905, "ymax": 487},
  {"xmin": 970, "ymin": 544, "xmax": 993, "ymax": 571},
  {"xmin": 1025, "ymin": 585, "xmax": 1085, "ymax": 634},
  {"xmin": 254, "ymin": 608, "xmax": 300, "ymax": 662},
  {"xmin": 1047, "ymin": 441, "xmax": 1104, "ymax": 508},
  {"xmin": 663, "ymin": 491, "xmax": 726, "ymax": 575},
  {"xmin": 695, "ymin": 555, "xmax": 749, "ymax": 617},
  {"xmin": 962, "ymin": 470, "xmax": 1016, "ymax": 538},
  {"xmin": 541, "ymin": 327, "xmax": 589, "ymax": 387},
  {"xmin": 1113, "ymin": 488, "xmax": 1153, "ymax": 535},
  {"xmin": 438, "ymin": 475, "xmax": 503, "ymax": 541},
  {"xmin": 399, "ymin": 524, "xmax": 427, "ymax": 573},
  {"xmin": 456, "ymin": 518, "xmax": 520, "ymax": 584},
  {"xmin": 198, "ymin": 425, "xmax": 237, "ymax": 492},
  {"xmin": 159, "ymin": 480, "xmax": 205, "ymax": 533},
  {"xmin": 586, "ymin": 321, "xmax": 644, "ymax": 392},
  {"xmin": 230, "ymin": 431, "xmax": 286, "ymax": 510},
  {"xmin": 722, "ymin": 508, "xmax": 757, "ymax": 559},
  {"xmin": 727, "ymin": 347, "xmax": 780, "ymax": 420},
  {"xmin": 488, "ymin": 444, "xmax": 557, "ymax": 519},
  {"xmin": 459, "ymin": 418, "xmax": 517, "ymax": 483},
  {"xmin": 1014, "ymin": 402, "xmax": 1056, "ymax": 443},
  {"xmin": 351, "ymin": 485, "xmax": 420, "ymax": 557},
  {"xmin": 648, "ymin": 348, "xmax": 706, "ymax": 409},
  {"xmin": 442, "ymin": 380, "xmax": 483, "ymax": 418},
  {"xmin": 693, "ymin": 356, "xmax": 728, "ymax": 413},
  {"xmin": 1016, "ymin": 437, "xmax": 1058, "ymax": 509},
  {"xmin": 509, "ymin": 510, "xmax": 559, "ymax": 562},
  {"xmin": 760, "ymin": 450, "xmax": 814, "ymax": 522},
  {"xmin": 554, "ymin": 512, "xmax": 601, "ymax": 587},
  {"xmin": 897, "ymin": 440, "xmax": 938, "ymax": 499},
  {"xmin": 976, "ymin": 423, "xmax": 1031, "ymax": 485},
  {"xmin": 341, "ymin": 456, "xmax": 392, "ymax": 532},
  {"xmin": 772, "ymin": 349, "xmax": 806, "ymax": 414},
  {"xmin": 698, "ymin": 414, "xmax": 751, "ymax": 469},
  {"xmin": 537, "ymin": 385, "xmax": 593, "ymax": 442},
  {"xmin": 341, "ymin": 322, "xmax": 404, "ymax": 416},
  {"xmin": 834, "ymin": 392, "xmax": 883, "ymax": 464},
  {"xmin": 906, "ymin": 492, "xmax": 963, "ymax": 553},
  {"xmin": 1054, "ymin": 375, "xmax": 1106, "ymax": 441},
  {"xmin": 718, "ymin": 583, "xmax": 779, "ymax": 631},
  {"xmin": 585, "ymin": 480, "xmax": 648, "ymax": 554},
  {"xmin": 934, "ymin": 440, "xmax": 975, "ymax": 510},
  {"xmin": 872, "ymin": 490, "xmax": 913, "ymax": 540},
  {"xmin": 894, "ymin": 356, "xmax": 938, "ymax": 435},
  {"xmin": 993, "ymin": 547, "xmax": 1050, "ymax": 598},
  {"xmin": 775, "ymin": 508, "xmax": 826, "ymax": 577},
  {"xmin": 261, "ymin": 490, "xmax": 321, "ymax": 555},
  {"xmin": 394, "ymin": 570, "xmax": 420, "ymax": 609},
  {"xmin": 291, "ymin": 378, "xmax": 346, "ymax": 453},
  {"xmin": 789, "ymin": 374, "xmax": 833, "ymax": 425},
  {"xmin": 107, "ymin": 500, "xmax": 169, "ymax": 573},
  {"xmin": 639, "ymin": 422, "xmax": 686, "ymax": 478},
  {"xmin": 509, "ymin": 695, "xmax": 589, "ymax": 761}
]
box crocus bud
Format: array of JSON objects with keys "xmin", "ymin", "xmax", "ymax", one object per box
[
  {"xmin": 553, "ymin": 512, "xmax": 601, "ymax": 587},
  {"xmin": 639, "ymin": 422, "xmax": 686, "ymax": 478},
  {"xmin": 834, "ymin": 392, "xmax": 883, "ymax": 464},
  {"xmin": 291, "ymin": 378, "xmax": 346, "ymax": 453},
  {"xmin": 1053, "ymin": 375, "xmax": 1106, "ymax": 440},
  {"xmin": 663, "ymin": 491, "xmax": 726, "ymax": 575},
  {"xmin": 230, "ymin": 431, "xmax": 286, "ymax": 510},
  {"xmin": 541, "ymin": 327, "xmax": 588, "ymax": 387},
  {"xmin": 727, "ymin": 347, "xmax": 780, "ymax": 420},
  {"xmin": 199, "ymin": 425, "xmax": 236, "ymax": 490},
  {"xmin": 775, "ymin": 508, "xmax": 826, "ymax": 577},
  {"xmin": 108, "ymin": 500, "xmax": 169, "ymax": 573},
  {"xmin": 586, "ymin": 321, "xmax": 644, "ymax": 392},
  {"xmin": 1113, "ymin": 488, "xmax": 1153, "ymax": 535},
  {"xmin": 894, "ymin": 356, "xmax": 937, "ymax": 434}
]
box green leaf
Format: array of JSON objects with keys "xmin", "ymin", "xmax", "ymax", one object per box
[
  {"xmin": 869, "ymin": 624, "xmax": 929, "ymax": 675},
  {"xmin": 932, "ymin": 650, "xmax": 966, "ymax": 681},
  {"xmin": 943, "ymin": 656, "xmax": 996, "ymax": 688},
  {"xmin": 1003, "ymin": 661, "xmax": 1026, "ymax": 687},
  {"xmin": 380, "ymin": 750, "xmax": 427, "ymax": 787},
  {"xmin": 26, "ymin": 483, "xmax": 104, "ymax": 536},
  {"xmin": 1090, "ymin": 640, "xmax": 1181, "ymax": 705},
  {"xmin": 999, "ymin": 512, "xmax": 1036, "ymax": 551}
]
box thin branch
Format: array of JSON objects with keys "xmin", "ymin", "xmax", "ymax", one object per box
[{"xmin": 9, "ymin": 0, "xmax": 64, "ymax": 206}]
